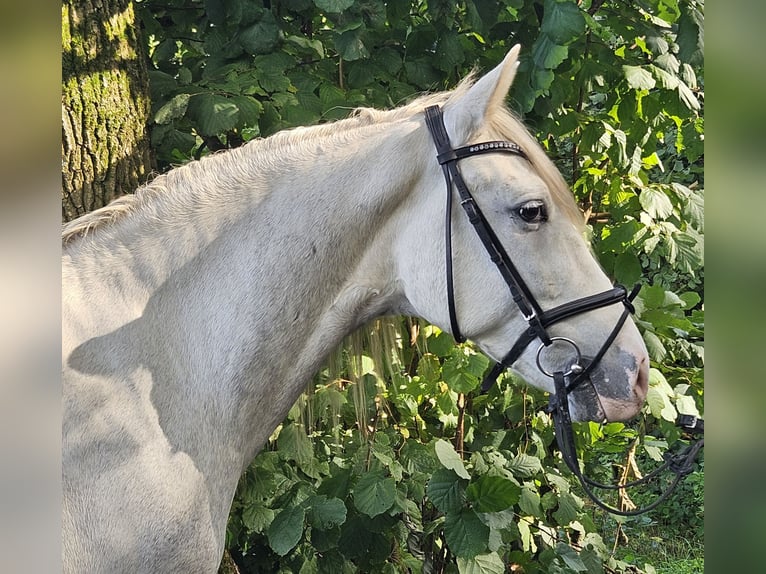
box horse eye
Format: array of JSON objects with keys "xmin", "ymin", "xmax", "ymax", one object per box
[{"xmin": 516, "ymin": 201, "xmax": 548, "ymax": 223}]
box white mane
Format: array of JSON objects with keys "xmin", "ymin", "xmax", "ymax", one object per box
[{"xmin": 62, "ymin": 81, "xmax": 581, "ymax": 247}]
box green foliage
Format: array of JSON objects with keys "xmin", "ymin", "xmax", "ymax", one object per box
[
  {"xmin": 133, "ymin": 1, "xmax": 703, "ymax": 572},
  {"xmin": 223, "ymin": 319, "xmax": 702, "ymax": 573}
]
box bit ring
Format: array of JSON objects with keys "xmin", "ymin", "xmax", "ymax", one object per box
[{"xmin": 536, "ymin": 337, "xmax": 583, "ymax": 378}]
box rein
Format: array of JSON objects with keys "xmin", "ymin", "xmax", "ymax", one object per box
[{"xmin": 423, "ymin": 105, "xmax": 704, "ymax": 516}]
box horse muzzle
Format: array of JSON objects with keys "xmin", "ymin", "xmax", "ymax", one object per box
[{"xmin": 565, "ymin": 346, "xmax": 649, "ymax": 422}]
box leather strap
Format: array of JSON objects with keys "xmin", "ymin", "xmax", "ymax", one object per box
[{"xmin": 424, "ymin": 105, "xmax": 546, "ymax": 345}]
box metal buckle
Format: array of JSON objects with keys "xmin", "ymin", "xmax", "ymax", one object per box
[
  {"xmin": 522, "ymin": 308, "xmax": 537, "ymax": 322},
  {"xmin": 678, "ymin": 414, "xmax": 704, "ymax": 435}
]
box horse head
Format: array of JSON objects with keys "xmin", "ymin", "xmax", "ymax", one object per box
[{"xmin": 396, "ymin": 46, "xmax": 648, "ymax": 422}]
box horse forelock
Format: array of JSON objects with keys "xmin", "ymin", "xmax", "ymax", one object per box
[{"xmin": 61, "ymin": 75, "xmax": 581, "ymax": 248}]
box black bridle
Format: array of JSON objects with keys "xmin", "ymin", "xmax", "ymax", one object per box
[{"xmin": 424, "ymin": 105, "xmax": 703, "ymax": 516}]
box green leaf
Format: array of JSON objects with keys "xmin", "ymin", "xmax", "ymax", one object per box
[
  {"xmin": 623, "ymin": 65, "xmax": 656, "ymax": 90},
  {"xmin": 669, "ymin": 229, "xmax": 703, "ymax": 273},
  {"xmin": 187, "ymin": 93, "xmax": 239, "ymax": 137},
  {"xmin": 148, "ymin": 70, "xmax": 178, "ymax": 99},
  {"xmin": 518, "ymin": 517, "xmax": 534, "ymax": 552},
  {"xmin": 204, "ymin": 0, "xmax": 226, "ymax": 27},
  {"xmin": 239, "ymin": 14, "xmax": 281, "ymax": 55},
  {"xmin": 531, "ymin": 35, "xmax": 568, "ymax": 70},
  {"xmin": 674, "ymin": 183, "xmax": 704, "ymax": 230},
  {"xmin": 443, "ymin": 358, "xmax": 479, "ymax": 394},
  {"xmin": 232, "ymin": 95, "xmax": 263, "ymax": 127},
  {"xmin": 678, "ymin": 79, "xmax": 700, "ymax": 110},
  {"xmin": 466, "ymin": 475, "xmax": 520, "ymax": 513},
  {"xmin": 679, "ymin": 291, "xmax": 701, "ymax": 309},
  {"xmin": 541, "ymin": 0, "xmax": 585, "ymax": 45},
  {"xmin": 427, "ymin": 468, "xmax": 467, "ymax": 513},
  {"xmin": 519, "ymin": 486, "xmax": 543, "ymax": 518},
  {"xmin": 314, "ymin": 0, "xmax": 354, "ymax": 12},
  {"xmin": 154, "ymin": 93, "xmax": 191, "ymax": 125},
  {"xmin": 552, "ymin": 492, "xmax": 581, "ymax": 525},
  {"xmin": 335, "ymin": 29, "xmax": 369, "ymax": 61},
  {"xmin": 353, "ymin": 471, "xmax": 396, "ymax": 517},
  {"xmin": 600, "ymin": 220, "xmax": 642, "ymax": 252},
  {"xmin": 674, "ymin": 394, "xmax": 700, "ymax": 417},
  {"xmin": 444, "ymin": 508, "xmax": 490, "ymax": 558},
  {"xmin": 267, "ymin": 505, "xmax": 306, "ymax": 556},
  {"xmin": 318, "ymin": 467, "xmax": 351, "ymax": 499},
  {"xmin": 507, "ymin": 453, "xmax": 543, "ymax": 478},
  {"xmin": 643, "ymin": 330, "xmax": 667, "ymax": 363},
  {"xmin": 647, "ymin": 370, "xmax": 677, "ymax": 421},
  {"xmin": 556, "ymin": 543, "xmax": 588, "ymax": 572},
  {"xmin": 434, "ymin": 439, "xmax": 471, "ymax": 479},
  {"xmin": 277, "ymin": 423, "xmax": 314, "ymax": 467},
  {"xmin": 338, "ymin": 515, "xmax": 391, "ymax": 562},
  {"xmin": 347, "ymin": 61, "xmax": 376, "ymax": 88},
  {"xmin": 614, "ymin": 252, "xmax": 642, "ymax": 286},
  {"xmin": 243, "ymin": 504, "xmax": 275, "ymax": 533},
  {"xmin": 286, "ymin": 34, "xmax": 325, "ymax": 58},
  {"xmin": 428, "ymin": 330, "xmax": 456, "ymax": 358},
  {"xmin": 677, "ymin": 5, "xmax": 704, "ymax": 63},
  {"xmin": 639, "ymin": 186, "xmax": 674, "ymax": 220},
  {"xmin": 319, "ymin": 83, "xmax": 346, "ymax": 108},
  {"xmin": 310, "ymin": 524, "xmax": 341, "ymax": 552},
  {"xmin": 579, "ymin": 545, "xmax": 605, "ymax": 574},
  {"xmin": 405, "ymin": 59, "xmax": 441, "ymax": 89},
  {"xmin": 309, "ymin": 496, "xmax": 347, "ymax": 530},
  {"xmin": 435, "ymin": 32, "xmax": 465, "ymax": 71},
  {"xmin": 465, "ymin": 353, "xmax": 490, "ymax": 377},
  {"xmin": 650, "ymin": 64, "xmax": 679, "ymax": 90},
  {"xmin": 639, "ymin": 284, "xmax": 667, "ymax": 309},
  {"xmin": 457, "ymin": 552, "xmax": 506, "ymax": 574}
]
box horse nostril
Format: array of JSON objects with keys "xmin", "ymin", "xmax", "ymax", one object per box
[{"xmin": 634, "ymin": 354, "xmax": 649, "ymax": 401}]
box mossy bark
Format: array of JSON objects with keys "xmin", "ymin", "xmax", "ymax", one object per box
[{"xmin": 61, "ymin": 0, "xmax": 152, "ymax": 222}]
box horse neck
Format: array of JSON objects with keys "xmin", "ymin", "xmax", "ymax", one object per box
[{"xmin": 64, "ymin": 117, "xmax": 426, "ymax": 516}]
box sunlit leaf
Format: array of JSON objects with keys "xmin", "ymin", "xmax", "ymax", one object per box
[
  {"xmin": 434, "ymin": 439, "xmax": 471, "ymax": 479},
  {"xmin": 154, "ymin": 93, "xmax": 191, "ymax": 125},
  {"xmin": 639, "ymin": 186, "xmax": 674, "ymax": 220},
  {"xmin": 623, "ymin": 65, "xmax": 656, "ymax": 90},
  {"xmin": 457, "ymin": 552, "xmax": 506, "ymax": 574}
]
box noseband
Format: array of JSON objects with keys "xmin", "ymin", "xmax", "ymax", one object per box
[{"xmin": 424, "ymin": 105, "xmax": 703, "ymax": 516}]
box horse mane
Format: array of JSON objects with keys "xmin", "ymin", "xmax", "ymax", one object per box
[{"xmin": 62, "ymin": 75, "xmax": 582, "ymax": 247}]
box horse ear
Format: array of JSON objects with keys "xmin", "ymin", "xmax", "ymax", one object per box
[{"xmin": 443, "ymin": 44, "xmax": 521, "ymax": 145}]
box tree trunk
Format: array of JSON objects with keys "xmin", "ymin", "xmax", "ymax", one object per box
[{"xmin": 61, "ymin": 0, "xmax": 152, "ymax": 222}]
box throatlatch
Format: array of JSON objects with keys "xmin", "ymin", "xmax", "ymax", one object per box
[{"xmin": 424, "ymin": 105, "xmax": 704, "ymax": 516}]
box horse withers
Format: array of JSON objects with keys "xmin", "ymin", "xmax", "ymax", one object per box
[{"xmin": 62, "ymin": 45, "xmax": 648, "ymax": 572}]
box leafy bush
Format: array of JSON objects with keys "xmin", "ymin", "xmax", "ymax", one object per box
[
  {"xmin": 222, "ymin": 320, "xmax": 702, "ymax": 573},
  {"xmin": 225, "ymin": 324, "xmax": 618, "ymax": 572},
  {"xmin": 133, "ymin": 0, "xmax": 704, "ymax": 572}
]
